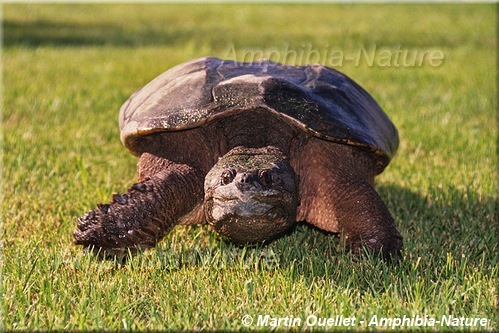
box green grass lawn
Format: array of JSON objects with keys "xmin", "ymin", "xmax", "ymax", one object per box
[{"xmin": 2, "ymin": 3, "xmax": 497, "ymax": 332}]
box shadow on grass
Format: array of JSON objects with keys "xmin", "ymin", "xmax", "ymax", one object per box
[
  {"xmin": 379, "ymin": 184, "xmax": 496, "ymax": 262},
  {"xmin": 137, "ymin": 184, "xmax": 497, "ymax": 284},
  {"xmin": 3, "ymin": 19, "xmax": 196, "ymax": 48}
]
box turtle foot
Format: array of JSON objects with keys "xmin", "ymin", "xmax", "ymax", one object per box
[
  {"xmin": 74, "ymin": 179, "xmax": 168, "ymax": 259},
  {"xmin": 347, "ymin": 231, "xmax": 403, "ymax": 262},
  {"xmin": 74, "ymin": 161, "xmax": 203, "ymax": 259}
]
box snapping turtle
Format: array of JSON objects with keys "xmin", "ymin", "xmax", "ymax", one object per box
[{"xmin": 74, "ymin": 57, "xmax": 402, "ymax": 259}]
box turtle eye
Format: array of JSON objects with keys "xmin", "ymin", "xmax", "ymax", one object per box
[
  {"xmin": 220, "ymin": 169, "xmax": 236, "ymax": 186},
  {"xmin": 258, "ymin": 169, "xmax": 273, "ymax": 186}
]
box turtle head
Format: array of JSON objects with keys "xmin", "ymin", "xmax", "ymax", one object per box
[{"xmin": 204, "ymin": 146, "xmax": 297, "ymax": 244}]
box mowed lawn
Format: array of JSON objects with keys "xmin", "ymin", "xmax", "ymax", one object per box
[{"xmin": 2, "ymin": 4, "xmax": 497, "ymax": 332}]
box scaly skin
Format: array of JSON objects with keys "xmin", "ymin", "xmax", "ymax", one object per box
[
  {"xmin": 74, "ymin": 153, "xmax": 203, "ymax": 259},
  {"xmin": 294, "ymin": 139, "xmax": 403, "ymax": 260}
]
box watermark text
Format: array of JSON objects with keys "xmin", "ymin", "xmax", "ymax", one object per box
[{"xmin": 223, "ymin": 43, "xmax": 445, "ymax": 68}]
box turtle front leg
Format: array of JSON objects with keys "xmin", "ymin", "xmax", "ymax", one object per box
[
  {"xmin": 74, "ymin": 153, "xmax": 204, "ymax": 259},
  {"xmin": 302, "ymin": 178, "xmax": 402, "ymax": 260},
  {"xmin": 300, "ymin": 178, "xmax": 402, "ymax": 259},
  {"xmin": 334, "ymin": 181, "xmax": 402, "ymax": 259},
  {"xmin": 296, "ymin": 140, "xmax": 402, "ymax": 260}
]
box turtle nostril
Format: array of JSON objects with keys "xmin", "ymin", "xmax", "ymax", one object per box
[
  {"xmin": 241, "ymin": 174, "xmax": 250, "ymax": 183},
  {"xmin": 235, "ymin": 171, "xmax": 260, "ymax": 190},
  {"xmin": 239, "ymin": 171, "xmax": 259, "ymax": 184}
]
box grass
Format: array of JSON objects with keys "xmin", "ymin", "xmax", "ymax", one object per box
[{"xmin": 2, "ymin": 3, "xmax": 497, "ymax": 332}]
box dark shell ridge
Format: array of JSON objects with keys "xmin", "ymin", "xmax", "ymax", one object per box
[{"xmin": 119, "ymin": 57, "xmax": 398, "ymax": 163}]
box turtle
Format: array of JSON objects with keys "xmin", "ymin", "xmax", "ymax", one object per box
[{"xmin": 74, "ymin": 56, "xmax": 402, "ymax": 260}]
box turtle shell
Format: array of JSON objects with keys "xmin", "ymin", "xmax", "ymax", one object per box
[{"xmin": 119, "ymin": 57, "xmax": 398, "ymax": 167}]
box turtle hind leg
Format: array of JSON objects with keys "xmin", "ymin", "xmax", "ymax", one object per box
[{"xmin": 74, "ymin": 153, "xmax": 204, "ymax": 259}]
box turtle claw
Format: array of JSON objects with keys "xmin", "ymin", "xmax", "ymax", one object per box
[
  {"xmin": 347, "ymin": 233, "xmax": 403, "ymax": 262},
  {"xmin": 74, "ymin": 206, "xmax": 130, "ymax": 259},
  {"xmin": 75, "ymin": 210, "xmax": 97, "ymax": 232},
  {"xmin": 74, "ymin": 208, "xmax": 103, "ymax": 245}
]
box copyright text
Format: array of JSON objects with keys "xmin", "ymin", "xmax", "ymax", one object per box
[{"xmin": 241, "ymin": 314, "xmax": 491, "ymax": 329}]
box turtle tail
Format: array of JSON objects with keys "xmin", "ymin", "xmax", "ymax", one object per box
[{"xmin": 74, "ymin": 162, "xmax": 203, "ymax": 259}]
